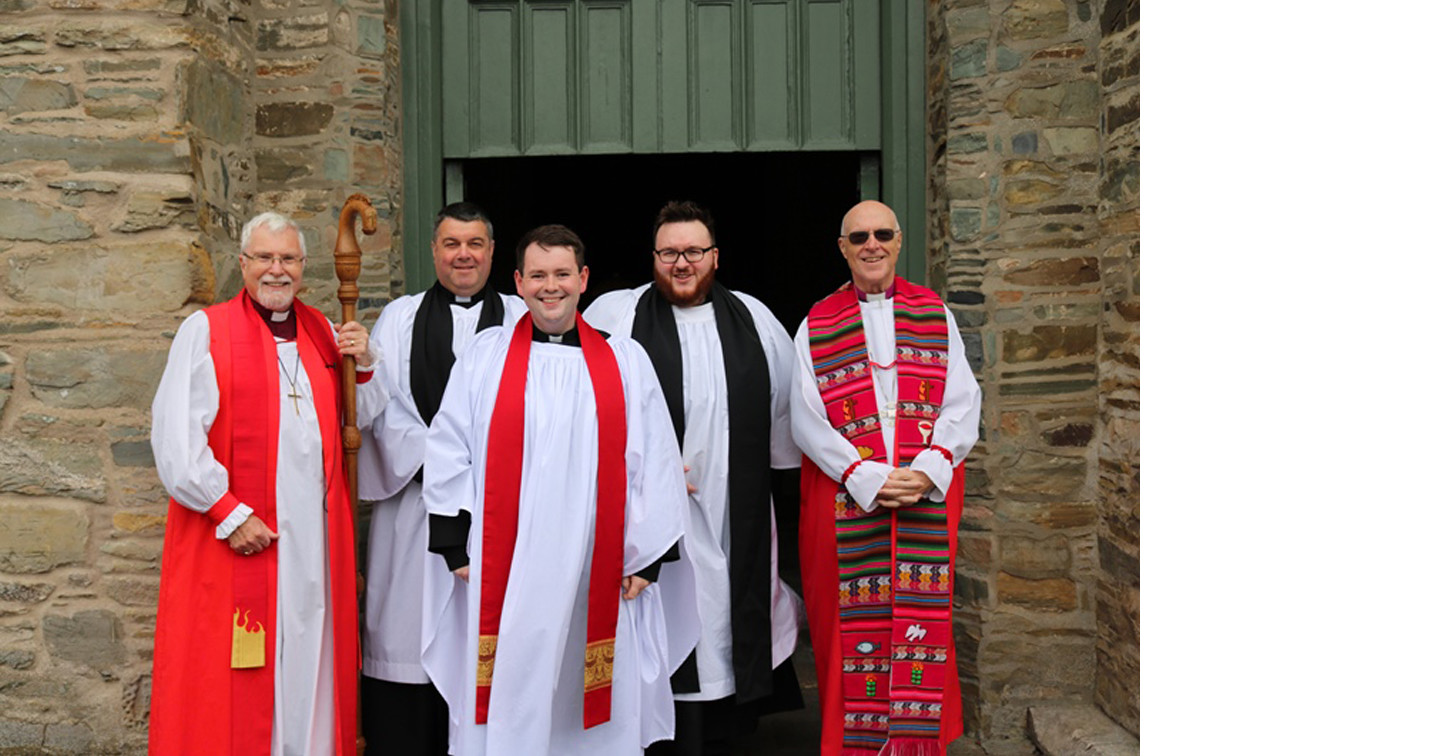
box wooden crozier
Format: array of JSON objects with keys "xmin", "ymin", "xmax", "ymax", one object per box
[{"xmin": 334, "ymin": 192, "xmax": 377, "ymax": 754}]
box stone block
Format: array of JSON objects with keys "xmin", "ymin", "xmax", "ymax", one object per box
[
  {"xmin": 1100, "ymin": 156, "xmax": 1138, "ymax": 205},
  {"xmin": 1009, "ymin": 132, "xmax": 1037, "ymax": 156},
  {"xmin": 1001, "ymin": 0, "xmax": 1069, "ymax": 42},
  {"xmin": 0, "ymin": 198, "xmax": 93, "ymax": 242},
  {"xmin": 104, "ymin": 576, "xmax": 159, "ymax": 606},
  {"xmin": 1033, "ymin": 303, "xmax": 1100, "ymax": 321},
  {"xmin": 44, "ymin": 609, "xmax": 126, "ymax": 671},
  {"xmin": 949, "ymin": 205, "xmax": 983, "ymax": 241},
  {"xmin": 111, "ymin": 440, "xmax": 155, "ymax": 468},
  {"xmin": 113, "ymin": 511, "xmax": 166, "ymax": 534},
  {"xmin": 0, "ymin": 720, "xmax": 44, "ymax": 750},
  {"xmin": 0, "ymin": 132, "xmax": 188, "ymax": 172},
  {"xmin": 1001, "ymin": 257, "xmax": 1100, "ymax": 287},
  {"xmin": 0, "ymin": 498, "xmax": 89, "ymax": 572},
  {"xmin": 113, "ymin": 189, "xmax": 194, "ymax": 232},
  {"xmin": 999, "ymin": 535, "xmax": 1071, "ymax": 579},
  {"xmin": 949, "ymin": 39, "xmax": 987, "ymax": 79},
  {"xmin": 1004, "ymin": 81, "xmax": 1100, "ymax": 120},
  {"xmin": 257, "ymin": 147, "xmax": 315, "ymax": 182},
  {"xmin": 257, "ymin": 13, "xmax": 330, "ymax": 51},
  {"xmin": 1041, "ymin": 422, "xmax": 1093, "ymax": 447},
  {"xmin": 1003, "ymin": 179, "xmax": 1063, "ymax": 206},
  {"xmin": 26, "ymin": 346, "xmax": 168, "ymax": 410},
  {"xmin": 0, "ymin": 36, "xmax": 46, "ymax": 57},
  {"xmin": 53, "ymin": 21, "xmax": 188, "ymax": 50},
  {"xmin": 182, "ymin": 59, "xmax": 245, "ymax": 144},
  {"xmin": 951, "ymin": 132, "xmax": 987, "ymax": 155},
  {"xmin": 995, "ymin": 45, "xmax": 1023, "ymax": 72},
  {"xmin": 1105, "ymin": 89, "xmax": 1139, "ymax": 133},
  {"xmin": 0, "ymin": 649, "xmax": 36, "ymax": 669},
  {"xmin": 43, "ymin": 722, "xmax": 95, "ymax": 754},
  {"xmin": 84, "ymin": 57, "xmax": 163, "ymax": 76},
  {"xmin": 1027, "ymin": 703, "xmax": 1138, "ymax": 756},
  {"xmin": 958, "ymin": 534, "xmax": 992, "ymax": 569},
  {"xmin": 353, "ymin": 142, "xmax": 387, "ymax": 184},
  {"xmin": 1043, "ymin": 127, "xmax": 1098, "ymax": 156},
  {"xmin": 996, "ymin": 573, "xmax": 1076, "ymax": 611},
  {"xmin": 0, "ymin": 76, "xmax": 77, "ymax": 112},
  {"xmin": 6, "ymin": 240, "xmax": 196, "ymax": 312},
  {"xmin": 1002, "ymin": 325, "xmax": 1096, "ymax": 363},
  {"xmin": 945, "ymin": 5, "xmax": 991, "ymax": 40},
  {"xmin": 995, "ymin": 450, "xmax": 1088, "ymax": 501},
  {"xmin": 255, "ymin": 101, "xmax": 334, "ymax": 137},
  {"xmin": 356, "ymin": 14, "xmax": 385, "ymax": 56},
  {"xmin": 0, "ymin": 580, "xmax": 55, "ymax": 602}
]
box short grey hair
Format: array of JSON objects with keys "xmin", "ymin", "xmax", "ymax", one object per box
[{"xmin": 240, "ymin": 212, "xmax": 307, "ymax": 258}]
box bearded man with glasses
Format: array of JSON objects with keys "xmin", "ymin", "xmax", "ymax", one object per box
[
  {"xmin": 789, "ymin": 200, "xmax": 981, "ymax": 756},
  {"xmin": 149, "ymin": 211, "xmax": 386, "ymax": 755},
  {"xmin": 586, "ymin": 200, "xmax": 806, "ymax": 755}
]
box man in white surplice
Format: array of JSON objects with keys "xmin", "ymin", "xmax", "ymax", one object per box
[
  {"xmin": 422, "ymin": 224, "xmax": 699, "ymax": 755},
  {"xmin": 150, "ymin": 211, "xmax": 385, "ymax": 756},
  {"xmin": 357, "ymin": 202, "xmax": 526, "ymax": 753},
  {"xmin": 585, "ymin": 200, "xmax": 805, "ymax": 755}
]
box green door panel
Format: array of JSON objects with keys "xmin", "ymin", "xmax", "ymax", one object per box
[{"xmin": 440, "ymin": 0, "xmax": 881, "ymax": 157}]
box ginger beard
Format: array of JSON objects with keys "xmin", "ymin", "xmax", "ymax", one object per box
[{"xmin": 653, "ymin": 220, "xmax": 718, "ymax": 308}]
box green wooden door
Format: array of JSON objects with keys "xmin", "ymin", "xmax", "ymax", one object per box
[
  {"xmin": 440, "ymin": 0, "xmax": 880, "ymax": 157},
  {"xmin": 402, "ymin": 0, "xmax": 925, "ymax": 291}
]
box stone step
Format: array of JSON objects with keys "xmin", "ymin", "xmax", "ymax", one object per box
[{"xmin": 1027, "ymin": 703, "xmax": 1138, "ymax": 756}]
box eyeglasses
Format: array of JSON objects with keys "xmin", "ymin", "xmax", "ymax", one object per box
[
  {"xmin": 243, "ymin": 252, "xmax": 306, "ymax": 268},
  {"xmin": 845, "ymin": 229, "xmax": 897, "ymax": 245},
  {"xmin": 654, "ymin": 246, "xmax": 716, "ymax": 264}
]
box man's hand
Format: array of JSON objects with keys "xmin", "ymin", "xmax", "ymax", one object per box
[
  {"xmin": 875, "ymin": 469, "xmax": 935, "ymax": 509},
  {"xmin": 337, "ymin": 321, "xmax": 375, "ymax": 368},
  {"xmin": 621, "ymin": 575, "xmax": 650, "ymax": 600},
  {"xmin": 683, "ymin": 464, "xmax": 697, "ymax": 495},
  {"xmin": 227, "ymin": 515, "xmax": 278, "ymax": 556},
  {"xmin": 454, "ymin": 565, "xmax": 470, "ymax": 583}
]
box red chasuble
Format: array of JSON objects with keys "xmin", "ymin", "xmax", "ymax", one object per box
[
  {"xmin": 799, "ymin": 279, "xmax": 965, "ymax": 756},
  {"xmin": 473, "ymin": 314, "xmax": 628, "ymax": 730},
  {"xmin": 149, "ymin": 293, "xmax": 360, "ymax": 756}
]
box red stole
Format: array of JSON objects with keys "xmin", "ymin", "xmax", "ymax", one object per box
[
  {"xmin": 474, "ymin": 313, "xmax": 628, "ymax": 729},
  {"xmin": 800, "ymin": 279, "xmax": 964, "ymax": 756},
  {"xmin": 149, "ymin": 293, "xmax": 358, "ymax": 756}
]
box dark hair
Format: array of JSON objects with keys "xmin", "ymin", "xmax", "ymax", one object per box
[
  {"xmin": 433, "ymin": 202, "xmax": 494, "ymax": 240},
  {"xmin": 515, "ymin": 224, "xmax": 586, "ymax": 271},
  {"xmin": 652, "ymin": 200, "xmax": 716, "ymax": 245}
]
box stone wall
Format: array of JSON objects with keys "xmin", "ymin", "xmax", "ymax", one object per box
[
  {"xmin": 1093, "ymin": 0, "xmax": 1139, "ymax": 736},
  {"xmin": 927, "ymin": 1, "xmax": 1132, "ymax": 752},
  {"xmin": 0, "ymin": 0, "xmax": 401, "ymax": 751}
]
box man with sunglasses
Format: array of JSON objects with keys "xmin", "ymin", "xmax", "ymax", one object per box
[
  {"xmin": 150, "ymin": 211, "xmax": 385, "ymax": 755},
  {"xmin": 789, "ymin": 200, "xmax": 981, "ymax": 756},
  {"xmin": 586, "ymin": 201, "xmax": 806, "ymax": 755}
]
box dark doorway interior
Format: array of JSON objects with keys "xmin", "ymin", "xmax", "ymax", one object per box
[{"xmin": 461, "ymin": 150, "xmax": 866, "ymax": 334}]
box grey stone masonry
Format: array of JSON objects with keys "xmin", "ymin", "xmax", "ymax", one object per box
[{"xmin": 0, "ymin": 1, "xmax": 403, "ymax": 751}]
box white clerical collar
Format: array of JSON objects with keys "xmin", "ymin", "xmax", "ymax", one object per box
[
  {"xmin": 455, "ymin": 294, "xmax": 473, "ymax": 303},
  {"xmin": 270, "ymin": 310, "xmax": 291, "ymax": 322}
]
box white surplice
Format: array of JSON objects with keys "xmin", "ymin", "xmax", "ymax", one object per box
[
  {"xmin": 150, "ymin": 308, "xmax": 386, "ymax": 756},
  {"xmin": 789, "ymin": 294, "xmax": 982, "ymax": 509},
  {"xmin": 357, "ymin": 291, "xmax": 526, "ymax": 684},
  {"xmin": 421, "ymin": 326, "xmax": 697, "ymax": 755},
  {"xmin": 585, "ymin": 284, "xmax": 802, "ymax": 701}
]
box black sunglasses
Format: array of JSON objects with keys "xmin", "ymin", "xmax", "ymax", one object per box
[{"xmin": 845, "ymin": 228, "xmax": 896, "ymax": 245}]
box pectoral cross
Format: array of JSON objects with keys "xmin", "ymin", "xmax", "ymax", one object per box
[{"xmin": 286, "ymin": 387, "xmax": 303, "ymax": 415}]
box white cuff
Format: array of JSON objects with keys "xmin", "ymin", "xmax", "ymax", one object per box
[
  {"xmin": 843, "ymin": 460, "xmax": 892, "ymax": 513},
  {"xmin": 908, "ymin": 449, "xmax": 955, "ymax": 503},
  {"xmin": 215, "ymin": 503, "xmax": 254, "ymax": 539}
]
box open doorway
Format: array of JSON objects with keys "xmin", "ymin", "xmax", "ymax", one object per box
[{"xmin": 459, "ymin": 150, "xmax": 868, "ymax": 334}]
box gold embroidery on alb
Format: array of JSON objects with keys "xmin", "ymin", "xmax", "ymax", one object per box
[
  {"xmin": 582, "ymin": 639, "xmax": 616, "ymax": 692},
  {"xmin": 231, "ymin": 608, "xmax": 266, "ymax": 669},
  {"xmin": 476, "ymin": 634, "xmax": 499, "ymax": 686}
]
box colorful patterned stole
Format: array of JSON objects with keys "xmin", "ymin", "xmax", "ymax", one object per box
[
  {"xmin": 807, "ymin": 278, "xmax": 952, "ymax": 756},
  {"xmin": 475, "ymin": 313, "xmax": 627, "ymax": 729}
]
